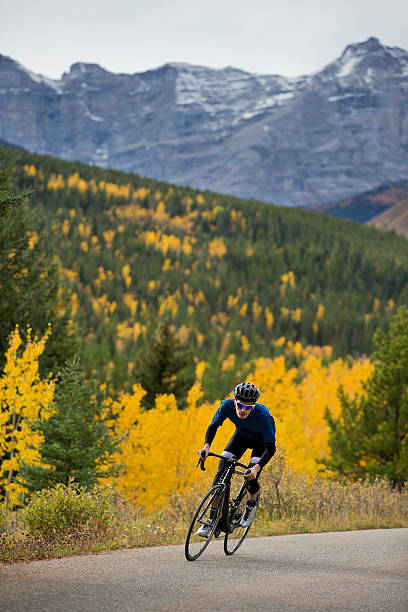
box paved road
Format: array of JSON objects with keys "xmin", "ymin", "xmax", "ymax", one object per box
[{"xmin": 2, "ymin": 529, "xmax": 408, "ymax": 611}]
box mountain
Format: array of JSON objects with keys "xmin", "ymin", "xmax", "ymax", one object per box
[
  {"xmin": 306, "ymin": 182, "xmax": 408, "ymax": 224},
  {"xmin": 1, "ymin": 38, "xmax": 408, "ymax": 206},
  {"xmin": 367, "ymin": 198, "xmax": 408, "ymax": 237}
]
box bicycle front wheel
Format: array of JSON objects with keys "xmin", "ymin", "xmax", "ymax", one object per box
[
  {"xmin": 224, "ymin": 488, "xmax": 255, "ymax": 555},
  {"xmin": 185, "ymin": 485, "xmax": 224, "ymax": 561}
]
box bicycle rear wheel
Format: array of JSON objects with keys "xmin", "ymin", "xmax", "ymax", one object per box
[
  {"xmin": 185, "ymin": 485, "xmax": 224, "ymax": 561},
  {"xmin": 224, "ymin": 487, "xmax": 255, "ymax": 555}
]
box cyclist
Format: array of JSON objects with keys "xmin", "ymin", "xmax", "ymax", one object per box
[{"xmin": 197, "ymin": 381, "xmax": 276, "ymax": 536}]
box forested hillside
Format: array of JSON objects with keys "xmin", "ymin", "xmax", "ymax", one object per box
[{"xmin": 2, "ymin": 145, "xmax": 408, "ymax": 398}]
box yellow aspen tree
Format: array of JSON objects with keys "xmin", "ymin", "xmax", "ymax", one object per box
[
  {"xmin": 0, "ymin": 326, "xmax": 55, "ymax": 508},
  {"xmin": 103, "ymin": 230, "xmax": 115, "ymax": 249},
  {"xmin": 265, "ymin": 307, "xmax": 274, "ymax": 330},
  {"xmin": 221, "ymin": 354, "xmax": 236, "ymax": 371},
  {"xmin": 252, "ymin": 300, "xmax": 262, "ymax": 321},
  {"xmin": 195, "ymin": 360, "xmax": 207, "ymax": 380},
  {"xmin": 280, "ymin": 272, "xmax": 288, "ymax": 296},
  {"xmin": 107, "ymin": 384, "xmax": 232, "ymax": 510},
  {"xmin": 208, "ymin": 237, "xmax": 227, "ymax": 258},
  {"xmin": 227, "ymin": 295, "xmax": 239, "ymax": 309},
  {"xmin": 67, "ymin": 172, "xmax": 80, "ymax": 189},
  {"xmin": 78, "ymin": 222, "xmax": 91, "ymax": 238},
  {"xmin": 241, "ymin": 335, "xmax": 250, "ymax": 352},
  {"xmin": 121, "ymin": 264, "xmax": 132, "ymax": 289},
  {"xmin": 386, "ymin": 299, "xmax": 395, "ymax": 313},
  {"xmin": 316, "ymin": 304, "xmax": 325, "ymax": 321},
  {"xmin": 248, "ymin": 353, "xmax": 372, "ymax": 476},
  {"xmin": 186, "ymin": 382, "xmax": 204, "ymax": 410},
  {"xmin": 61, "ymin": 219, "xmax": 70, "ymax": 235},
  {"xmin": 239, "ymin": 303, "xmax": 248, "ymax": 317},
  {"xmin": 292, "ymin": 307, "xmax": 302, "ymax": 323},
  {"xmin": 23, "ymin": 164, "xmax": 36, "ymax": 177},
  {"xmin": 28, "ymin": 231, "xmax": 39, "ymax": 250}
]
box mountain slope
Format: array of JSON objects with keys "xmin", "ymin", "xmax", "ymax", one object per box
[
  {"xmin": 1, "ymin": 37, "xmax": 407, "ymax": 206},
  {"xmin": 367, "ymin": 199, "xmax": 408, "ymax": 237},
  {"xmin": 306, "ymin": 182, "xmax": 408, "ymax": 224}
]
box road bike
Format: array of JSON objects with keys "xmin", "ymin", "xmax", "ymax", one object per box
[{"xmin": 184, "ymin": 452, "xmax": 258, "ymax": 561}]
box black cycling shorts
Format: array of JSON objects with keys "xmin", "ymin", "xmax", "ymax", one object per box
[{"xmin": 212, "ymin": 431, "xmax": 265, "ymax": 495}]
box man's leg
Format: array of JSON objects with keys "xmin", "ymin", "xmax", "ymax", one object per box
[
  {"xmin": 247, "ymin": 461, "xmax": 261, "ymax": 502},
  {"xmin": 210, "ymin": 433, "xmax": 248, "ymax": 509},
  {"xmin": 247, "ymin": 455, "xmax": 263, "ymax": 501},
  {"xmin": 238, "ymin": 442, "xmax": 266, "ymax": 527}
]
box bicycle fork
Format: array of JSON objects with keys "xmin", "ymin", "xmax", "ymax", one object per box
[{"xmin": 218, "ymin": 483, "xmax": 230, "ymax": 534}]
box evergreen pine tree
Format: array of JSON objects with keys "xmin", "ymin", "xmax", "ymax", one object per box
[
  {"xmin": 136, "ymin": 323, "xmax": 194, "ymax": 410},
  {"xmin": 324, "ymin": 306, "xmax": 408, "ymax": 485},
  {"xmin": 0, "ymin": 153, "xmax": 78, "ymax": 375},
  {"xmin": 22, "ymin": 358, "xmax": 118, "ymax": 490}
]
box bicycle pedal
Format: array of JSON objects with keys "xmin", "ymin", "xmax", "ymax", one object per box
[{"xmin": 214, "ymin": 528, "xmax": 222, "ymax": 538}]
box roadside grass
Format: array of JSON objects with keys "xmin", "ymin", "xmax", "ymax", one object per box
[{"xmin": 1, "ymin": 469, "xmax": 407, "ymax": 563}]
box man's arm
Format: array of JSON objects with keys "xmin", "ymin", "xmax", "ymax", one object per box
[
  {"xmin": 204, "ymin": 422, "xmax": 218, "ymax": 447},
  {"xmin": 257, "ymin": 413, "xmax": 276, "ymax": 468},
  {"xmin": 244, "ymin": 441, "xmax": 276, "ymax": 480},
  {"xmin": 198, "ymin": 423, "xmax": 219, "ymax": 459},
  {"xmin": 257, "ymin": 441, "xmax": 276, "ymax": 468},
  {"xmin": 198, "ymin": 402, "xmax": 227, "ymax": 459}
]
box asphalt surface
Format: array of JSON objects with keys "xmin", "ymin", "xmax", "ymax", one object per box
[{"xmin": 2, "ymin": 529, "xmax": 408, "ymax": 611}]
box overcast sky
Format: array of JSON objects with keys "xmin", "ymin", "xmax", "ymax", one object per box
[{"xmin": 1, "ymin": 0, "xmax": 407, "ymax": 79}]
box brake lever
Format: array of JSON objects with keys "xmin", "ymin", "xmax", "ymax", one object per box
[{"xmin": 196, "ymin": 458, "xmax": 206, "ymax": 471}]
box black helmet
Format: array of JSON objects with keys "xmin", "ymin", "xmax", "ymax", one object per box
[{"xmin": 234, "ymin": 382, "xmax": 260, "ymax": 403}]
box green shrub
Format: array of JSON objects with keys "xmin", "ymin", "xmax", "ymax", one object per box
[{"xmin": 23, "ymin": 482, "xmax": 115, "ymax": 537}]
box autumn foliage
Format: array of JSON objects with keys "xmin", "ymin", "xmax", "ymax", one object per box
[
  {"xmin": 0, "ymin": 322, "xmax": 374, "ymax": 511},
  {"xmin": 0, "ymin": 326, "xmax": 54, "ymax": 508},
  {"xmin": 1, "ymin": 148, "xmax": 406, "ymax": 515},
  {"xmin": 102, "ymin": 345, "xmax": 371, "ymax": 511}
]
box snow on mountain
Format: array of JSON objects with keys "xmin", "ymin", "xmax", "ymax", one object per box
[{"xmin": 0, "ymin": 38, "xmax": 407, "ymax": 206}]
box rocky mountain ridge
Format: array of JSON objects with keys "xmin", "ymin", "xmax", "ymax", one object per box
[
  {"xmin": 307, "ymin": 182, "xmax": 408, "ymax": 223},
  {"xmin": 1, "ymin": 37, "xmax": 407, "ymax": 206}
]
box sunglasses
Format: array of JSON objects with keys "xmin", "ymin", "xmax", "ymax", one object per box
[{"xmin": 236, "ymin": 401, "xmax": 255, "ymax": 411}]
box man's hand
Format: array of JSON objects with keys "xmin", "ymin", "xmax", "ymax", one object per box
[
  {"xmin": 198, "ymin": 444, "xmax": 210, "ymax": 461},
  {"xmin": 244, "ymin": 464, "xmax": 261, "ymax": 481}
]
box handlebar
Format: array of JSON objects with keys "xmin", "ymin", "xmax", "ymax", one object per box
[{"xmin": 196, "ymin": 451, "xmax": 249, "ymax": 472}]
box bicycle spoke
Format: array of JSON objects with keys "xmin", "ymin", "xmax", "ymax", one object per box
[
  {"xmin": 185, "ymin": 486, "xmax": 224, "ymax": 561},
  {"xmin": 224, "ymin": 487, "xmax": 255, "ymax": 555}
]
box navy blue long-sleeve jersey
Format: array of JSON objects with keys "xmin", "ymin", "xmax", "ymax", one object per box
[
  {"xmin": 204, "ymin": 398, "xmax": 276, "ymax": 467},
  {"xmin": 208, "ymin": 398, "xmax": 276, "ymax": 443}
]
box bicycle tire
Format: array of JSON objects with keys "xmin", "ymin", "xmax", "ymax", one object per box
[
  {"xmin": 224, "ymin": 488, "xmax": 255, "ymax": 555},
  {"xmin": 185, "ymin": 485, "xmax": 225, "ymax": 561}
]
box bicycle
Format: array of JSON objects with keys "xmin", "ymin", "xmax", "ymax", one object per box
[{"xmin": 184, "ymin": 451, "xmax": 258, "ymax": 561}]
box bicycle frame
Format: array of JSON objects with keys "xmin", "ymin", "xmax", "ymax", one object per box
[{"xmin": 198, "ymin": 452, "xmax": 249, "ymax": 534}]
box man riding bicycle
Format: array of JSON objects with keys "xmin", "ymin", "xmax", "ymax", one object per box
[{"xmin": 197, "ymin": 382, "xmax": 276, "ymax": 536}]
